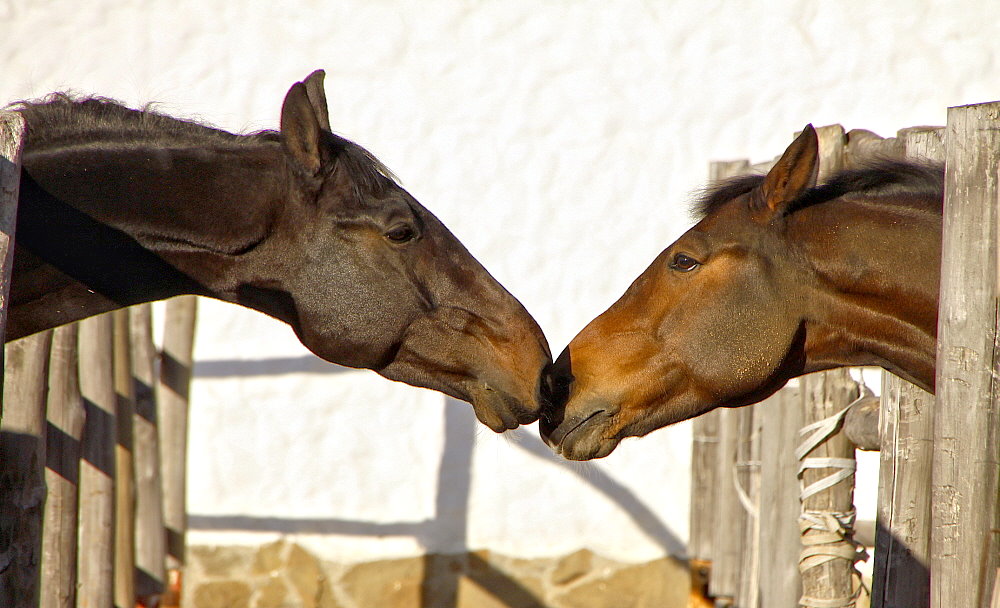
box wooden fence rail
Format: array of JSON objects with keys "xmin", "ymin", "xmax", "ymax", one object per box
[{"xmin": 690, "ymin": 103, "xmax": 1000, "ymax": 608}]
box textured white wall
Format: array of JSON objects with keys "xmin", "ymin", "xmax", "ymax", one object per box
[{"xmin": 4, "ymin": 0, "xmax": 999, "ymax": 562}]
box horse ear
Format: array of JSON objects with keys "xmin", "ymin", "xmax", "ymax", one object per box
[
  {"xmin": 301, "ymin": 69, "xmax": 332, "ymax": 132},
  {"xmin": 280, "ymin": 81, "xmax": 323, "ymax": 176},
  {"xmin": 757, "ymin": 124, "xmax": 819, "ymax": 218}
]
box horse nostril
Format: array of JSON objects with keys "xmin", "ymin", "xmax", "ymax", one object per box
[{"xmin": 539, "ymin": 362, "xmax": 557, "ymax": 405}]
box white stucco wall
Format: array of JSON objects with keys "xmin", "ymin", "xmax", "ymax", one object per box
[{"xmin": 4, "ymin": 0, "xmax": 999, "ymax": 563}]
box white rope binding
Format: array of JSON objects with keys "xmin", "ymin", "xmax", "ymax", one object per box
[{"xmin": 796, "ymin": 381, "xmax": 872, "ymax": 608}]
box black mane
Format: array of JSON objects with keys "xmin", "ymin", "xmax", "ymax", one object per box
[
  {"xmin": 693, "ymin": 158, "xmax": 944, "ymax": 220},
  {"xmin": 13, "ymin": 93, "xmax": 397, "ymax": 196}
]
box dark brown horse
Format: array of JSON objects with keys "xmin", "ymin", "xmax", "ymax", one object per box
[
  {"xmin": 542, "ymin": 125, "xmax": 943, "ymax": 459},
  {"xmin": 9, "ymin": 70, "xmax": 551, "ymax": 432}
]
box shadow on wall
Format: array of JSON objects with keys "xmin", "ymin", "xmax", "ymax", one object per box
[{"xmin": 188, "ymin": 357, "xmax": 687, "ymax": 605}]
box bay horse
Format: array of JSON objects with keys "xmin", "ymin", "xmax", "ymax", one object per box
[
  {"xmin": 8, "ymin": 70, "xmax": 551, "ymax": 432},
  {"xmin": 542, "ymin": 125, "xmax": 943, "ymax": 459}
]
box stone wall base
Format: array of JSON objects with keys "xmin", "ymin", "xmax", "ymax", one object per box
[{"xmin": 184, "ymin": 540, "xmax": 689, "ymax": 608}]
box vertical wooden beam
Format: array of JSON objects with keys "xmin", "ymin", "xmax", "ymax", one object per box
[
  {"xmin": 41, "ymin": 325, "xmax": 84, "ymax": 608},
  {"xmin": 872, "ymin": 125, "xmax": 943, "ymax": 608},
  {"xmin": 0, "ymin": 331, "xmax": 53, "ymax": 607},
  {"xmin": 77, "ymin": 314, "xmax": 116, "ymax": 608},
  {"xmin": 158, "ymin": 296, "xmax": 197, "ymax": 607},
  {"xmin": 689, "ymin": 409, "xmax": 720, "ymax": 607},
  {"xmin": 113, "ymin": 310, "xmax": 136, "ymax": 608},
  {"xmin": 708, "ymin": 406, "xmax": 745, "ymax": 605},
  {"xmin": 0, "ymin": 111, "xmax": 25, "ymax": 360},
  {"xmin": 932, "ymin": 101, "xmax": 1000, "ymax": 608},
  {"xmin": 757, "ymin": 387, "xmax": 803, "ymax": 608},
  {"xmin": 798, "ymin": 369, "xmax": 860, "ymax": 608},
  {"xmin": 736, "ymin": 406, "xmax": 761, "ymax": 608},
  {"xmin": 131, "ymin": 304, "xmax": 166, "ymax": 604}
]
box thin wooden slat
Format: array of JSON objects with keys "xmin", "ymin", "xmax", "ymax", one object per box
[
  {"xmin": 0, "ymin": 331, "xmax": 53, "ymax": 607},
  {"xmin": 872, "ymin": 126, "xmax": 942, "ymax": 608},
  {"xmin": 77, "ymin": 314, "xmax": 116, "ymax": 608},
  {"xmin": 158, "ymin": 295, "xmax": 197, "ymax": 607},
  {"xmin": 689, "ymin": 409, "xmax": 720, "ymax": 606},
  {"xmin": 131, "ymin": 304, "xmax": 166, "ymax": 603},
  {"xmin": 0, "ymin": 111, "xmax": 26, "ymax": 356},
  {"xmin": 932, "ymin": 101, "xmax": 1000, "ymax": 608},
  {"xmin": 757, "ymin": 387, "xmax": 803, "ymax": 608},
  {"xmin": 707, "ymin": 406, "xmax": 746, "ymax": 603},
  {"xmin": 41, "ymin": 325, "xmax": 84, "ymax": 608},
  {"xmin": 736, "ymin": 406, "xmax": 761, "ymax": 608},
  {"xmin": 113, "ymin": 310, "xmax": 136, "ymax": 608}
]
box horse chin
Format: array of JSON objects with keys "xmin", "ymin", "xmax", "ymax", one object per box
[
  {"xmin": 540, "ymin": 406, "xmax": 622, "ymax": 460},
  {"xmin": 468, "ymin": 383, "xmax": 539, "ymax": 433}
]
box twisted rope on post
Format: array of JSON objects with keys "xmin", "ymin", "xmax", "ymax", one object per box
[{"xmin": 795, "ymin": 382, "xmax": 871, "ymax": 608}]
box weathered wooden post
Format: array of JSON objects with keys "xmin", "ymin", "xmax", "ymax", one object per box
[
  {"xmin": 132, "ymin": 303, "xmax": 167, "ymax": 603},
  {"xmin": 736, "ymin": 406, "xmax": 761, "ymax": 608},
  {"xmin": 0, "ymin": 110, "xmax": 25, "ymax": 366},
  {"xmin": 0, "ymin": 109, "xmax": 49, "ymax": 608},
  {"xmin": 158, "ymin": 295, "xmax": 198, "ymax": 607},
  {"xmin": 40, "ymin": 324, "xmax": 84, "ymax": 608},
  {"xmin": 932, "ymin": 101, "xmax": 1000, "ymax": 608},
  {"xmin": 797, "ymin": 369, "xmax": 860, "ymax": 608},
  {"xmin": 113, "ymin": 310, "xmax": 136, "ymax": 608},
  {"xmin": 871, "ymin": 126, "xmax": 943, "ymax": 608},
  {"xmin": 689, "ymin": 408, "xmax": 720, "ymax": 608},
  {"xmin": 708, "ymin": 406, "xmax": 748, "ymax": 607},
  {"xmin": 757, "ymin": 387, "xmax": 804, "ymax": 608},
  {"xmin": 0, "ymin": 331, "xmax": 53, "ymax": 607},
  {"xmin": 77, "ymin": 314, "xmax": 117, "ymax": 608}
]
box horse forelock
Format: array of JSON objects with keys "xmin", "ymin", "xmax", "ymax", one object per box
[{"xmin": 691, "ymin": 174, "xmax": 766, "ymax": 220}]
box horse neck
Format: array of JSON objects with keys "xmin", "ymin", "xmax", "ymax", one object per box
[
  {"xmin": 790, "ymin": 194, "xmax": 942, "ymax": 391},
  {"xmin": 10, "ymin": 140, "xmax": 289, "ymax": 339}
]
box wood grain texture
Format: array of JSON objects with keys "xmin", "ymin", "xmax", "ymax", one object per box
[{"xmin": 932, "ymin": 101, "xmax": 1000, "ymax": 608}]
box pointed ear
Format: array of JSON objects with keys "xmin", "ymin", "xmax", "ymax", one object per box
[
  {"xmin": 757, "ymin": 124, "xmax": 819, "ymax": 218},
  {"xmin": 301, "ymin": 69, "xmax": 331, "ymax": 132},
  {"xmin": 280, "ymin": 81, "xmax": 322, "ymax": 175}
]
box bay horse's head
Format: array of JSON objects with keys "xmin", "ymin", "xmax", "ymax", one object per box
[
  {"xmin": 541, "ymin": 125, "xmax": 942, "ymax": 459},
  {"xmin": 244, "ymin": 71, "xmax": 551, "ymax": 431}
]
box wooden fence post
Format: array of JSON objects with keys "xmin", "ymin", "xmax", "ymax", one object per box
[
  {"xmin": 736, "ymin": 406, "xmax": 761, "ymax": 608},
  {"xmin": 932, "ymin": 101, "xmax": 1000, "ymax": 608},
  {"xmin": 871, "ymin": 126, "xmax": 943, "ymax": 608},
  {"xmin": 113, "ymin": 310, "xmax": 136, "ymax": 608},
  {"xmin": 41, "ymin": 324, "xmax": 84, "ymax": 608},
  {"xmin": 77, "ymin": 314, "xmax": 117, "ymax": 608},
  {"xmin": 0, "ymin": 110, "xmax": 25, "ymax": 364},
  {"xmin": 798, "ymin": 369, "xmax": 860, "ymax": 608},
  {"xmin": 757, "ymin": 387, "xmax": 804, "ymax": 608},
  {"xmin": 708, "ymin": 407, "xmax": 748, "ymax": 606},
  {"xmin": 0, "ymin": 331, "xmax": 53, "ymax": 607},
  {"xmin": 132, "ymin": 303, "xmax": 167, "ymax": 603},
  {"xmin": 158, "ymin": 295, "xmax": 198, "ymax": 606},
  {"xmin": 689, "ymin": 409, "xmax": 720, "ymax": 607}
]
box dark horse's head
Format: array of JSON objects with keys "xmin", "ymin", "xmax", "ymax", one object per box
[
  {"xmin": 266, "ymin": 74, "xmax": 552, "ymax": 430},
  {"xmin": 541, "ymin": 125, "xmax": 943, "ymax": 459},
  {"xmin": 12, "ymin": 71, "xmax": 551, "ymax": 431}
]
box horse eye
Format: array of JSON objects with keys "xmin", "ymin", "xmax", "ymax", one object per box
[
  {"xmin": 670, "ymin": 253, "xmax": 700, "ymax": 272},
  {"xmin": 385, "ymin": 224, "xmax": 416, "ymax": 243}
]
